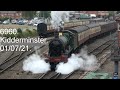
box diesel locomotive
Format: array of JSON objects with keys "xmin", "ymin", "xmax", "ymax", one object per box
[{"xmin": 37, "ymin": 21, "xmax": 117, "ymax": 70}]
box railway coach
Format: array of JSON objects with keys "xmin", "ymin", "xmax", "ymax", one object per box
[{"xmin": 41, "ymin": 21, "xmax": 117, "ymax": 70}]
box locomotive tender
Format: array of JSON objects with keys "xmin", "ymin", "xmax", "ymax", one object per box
[
  {"xmin": 37, "ymin": 20, "xmax": 90, "ymax": 38},
  {"xmin": 37, "ymin": 21, "xmax": 117, "ymax": 70}
]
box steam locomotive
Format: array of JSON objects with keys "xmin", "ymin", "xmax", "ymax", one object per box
[{"xmin": 37, "ymin": 21, "xmax": 117, "ymax": 70}]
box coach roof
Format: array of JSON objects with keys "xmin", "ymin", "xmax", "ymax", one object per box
[{"xmin": 69, "ymin": 25, "xmax": 89, "ymax": 33}]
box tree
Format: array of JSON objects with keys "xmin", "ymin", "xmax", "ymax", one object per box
[
  {"xmin": 40, "ymin": 11, "xmax": 51, "ymax": 18},
  {"xmin": 108, "ymin": 11, "xmax": 114, "ymax": 16},
  {"xmin": 22, "ymin": 11, "xmax": 51, "ymax": 19},
  {"xmin": 22, "ymin": 11, "xmax": 36, "ymax": 19}
]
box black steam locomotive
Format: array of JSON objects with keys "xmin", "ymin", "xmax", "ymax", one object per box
[{"xmin": 37, "ymin": 21, "xmax": 117, "ymax": 70}]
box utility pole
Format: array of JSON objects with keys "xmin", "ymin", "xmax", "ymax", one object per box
[{"xmin": 112, "ymin": 19, "xmax": 120, "ymax": 79}]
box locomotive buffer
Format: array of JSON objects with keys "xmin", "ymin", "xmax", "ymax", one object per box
[{"xmin": 111, "ymin": 21, "xmax": 120, "ymax": 79}]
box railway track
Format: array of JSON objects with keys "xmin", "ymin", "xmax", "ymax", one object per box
[
  {"xmin": 54, "ymin": 54, "xmax": 111, "ymax": 79},
  {"xmin": 0, "ymin": 32, "xmax": 116, "ymax": 79},
  {"xmin": 89, "ymin": 40, "xmax": 114, "ymax": 56},
  {"xmin": 37, "ymin": 71, "xmax": 59, "ymax": 79},
  {"xmin": 69, "ymin": 40, "xmax": 113, "ymax": 79},
  {"xmin": 0, "ymin": 36, "xmax": 54, "ymax": 75},
  {"xmin": 79, "ymin": 52, "xmax": 111, "ymax": 79},
  {"xmin": 67, "ymin": 40, "xmax": 113, "ymax": 79},
  {"xmin": 0, "ymin": 45, "xmax": 47, "ymax": 75},
  {"xmin": 38, "ymin": 40, "xmax": 114, "ymax": 79}
]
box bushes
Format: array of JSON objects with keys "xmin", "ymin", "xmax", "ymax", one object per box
[
  {"xmin": 0, "ymin": 17, "xmax": 9, "ymax": 22},
  {"xmin": 22, "ymin": 29, "xmax": 37, "ymax": 38},
  {"xmin": 3, "ymin": 34, "xmax": 15, "ymax": 38},
  {"xmin": 2, "ymin": 28, "xmax": 38, "ymax": 38},
  {"xmin": 17, "ymin": 28, "xmax": 23, "ymax": 38},
  {"xmin": 18, "ymin": 28, "xmax": 37, "ymax": 38},
  {"xmin": 22, "ymin": 29, "xmax": 32, "ymax": 38}
]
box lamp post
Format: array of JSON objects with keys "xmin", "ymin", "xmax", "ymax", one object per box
[{"xmin": 113, "ymin": 11, "xmax": 117, "ymax": 20}]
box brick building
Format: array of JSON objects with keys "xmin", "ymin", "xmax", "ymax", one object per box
[
  {"xmin": 79, "ymin": 11, "xmax": 109, "ymax": 17},
  {"xmin": 0, "ymin": 11, "xmax": 22, "ymax": 19}
]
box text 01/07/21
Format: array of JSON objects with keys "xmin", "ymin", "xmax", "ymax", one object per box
[{"xmin": 0, "ymin": 45, "xmax": 29, "ymax": 52}]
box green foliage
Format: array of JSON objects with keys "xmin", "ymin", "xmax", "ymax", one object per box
[
  {"xmin": 17, "ymin": 28, "xmax": 22, "ymax": 34},
  {"xmin": 108, "ymin": 11, "xmax": 114, "ymax": 16},
  {"xmin": 16, "ymin": 28, "xmax": 23, "ymax": 38},
  {"xmin": 0, "ymin": 17, "xmax": 9, "ymax": 22},
  {"xmin": 22, "ymin": 29, "xmax": 31, "ymax": 38},
  {"xmin": 22, "ymin": 29, "xmax": 37, "ymax": 38},
  {"xmin": 31, "ymin": 29, "xmax": 37, "ymax": 36},
  {"xmin": 22, "ymin": 11, "xmax": 51, "ymax": 19},
  {"xmin": 22, "ymin": 11, "xmax": 36, "ymax": 19},
  {"xmin": 40, "ymin": 11, "xmax": 51, "ymax": 18},
  {"xmin": 3, "ymin": 34, "xmax": 15, "ymax": 38},
  {"xmin": 2, "ymin": 28, "xmax": 38, "ymax": 38}
]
